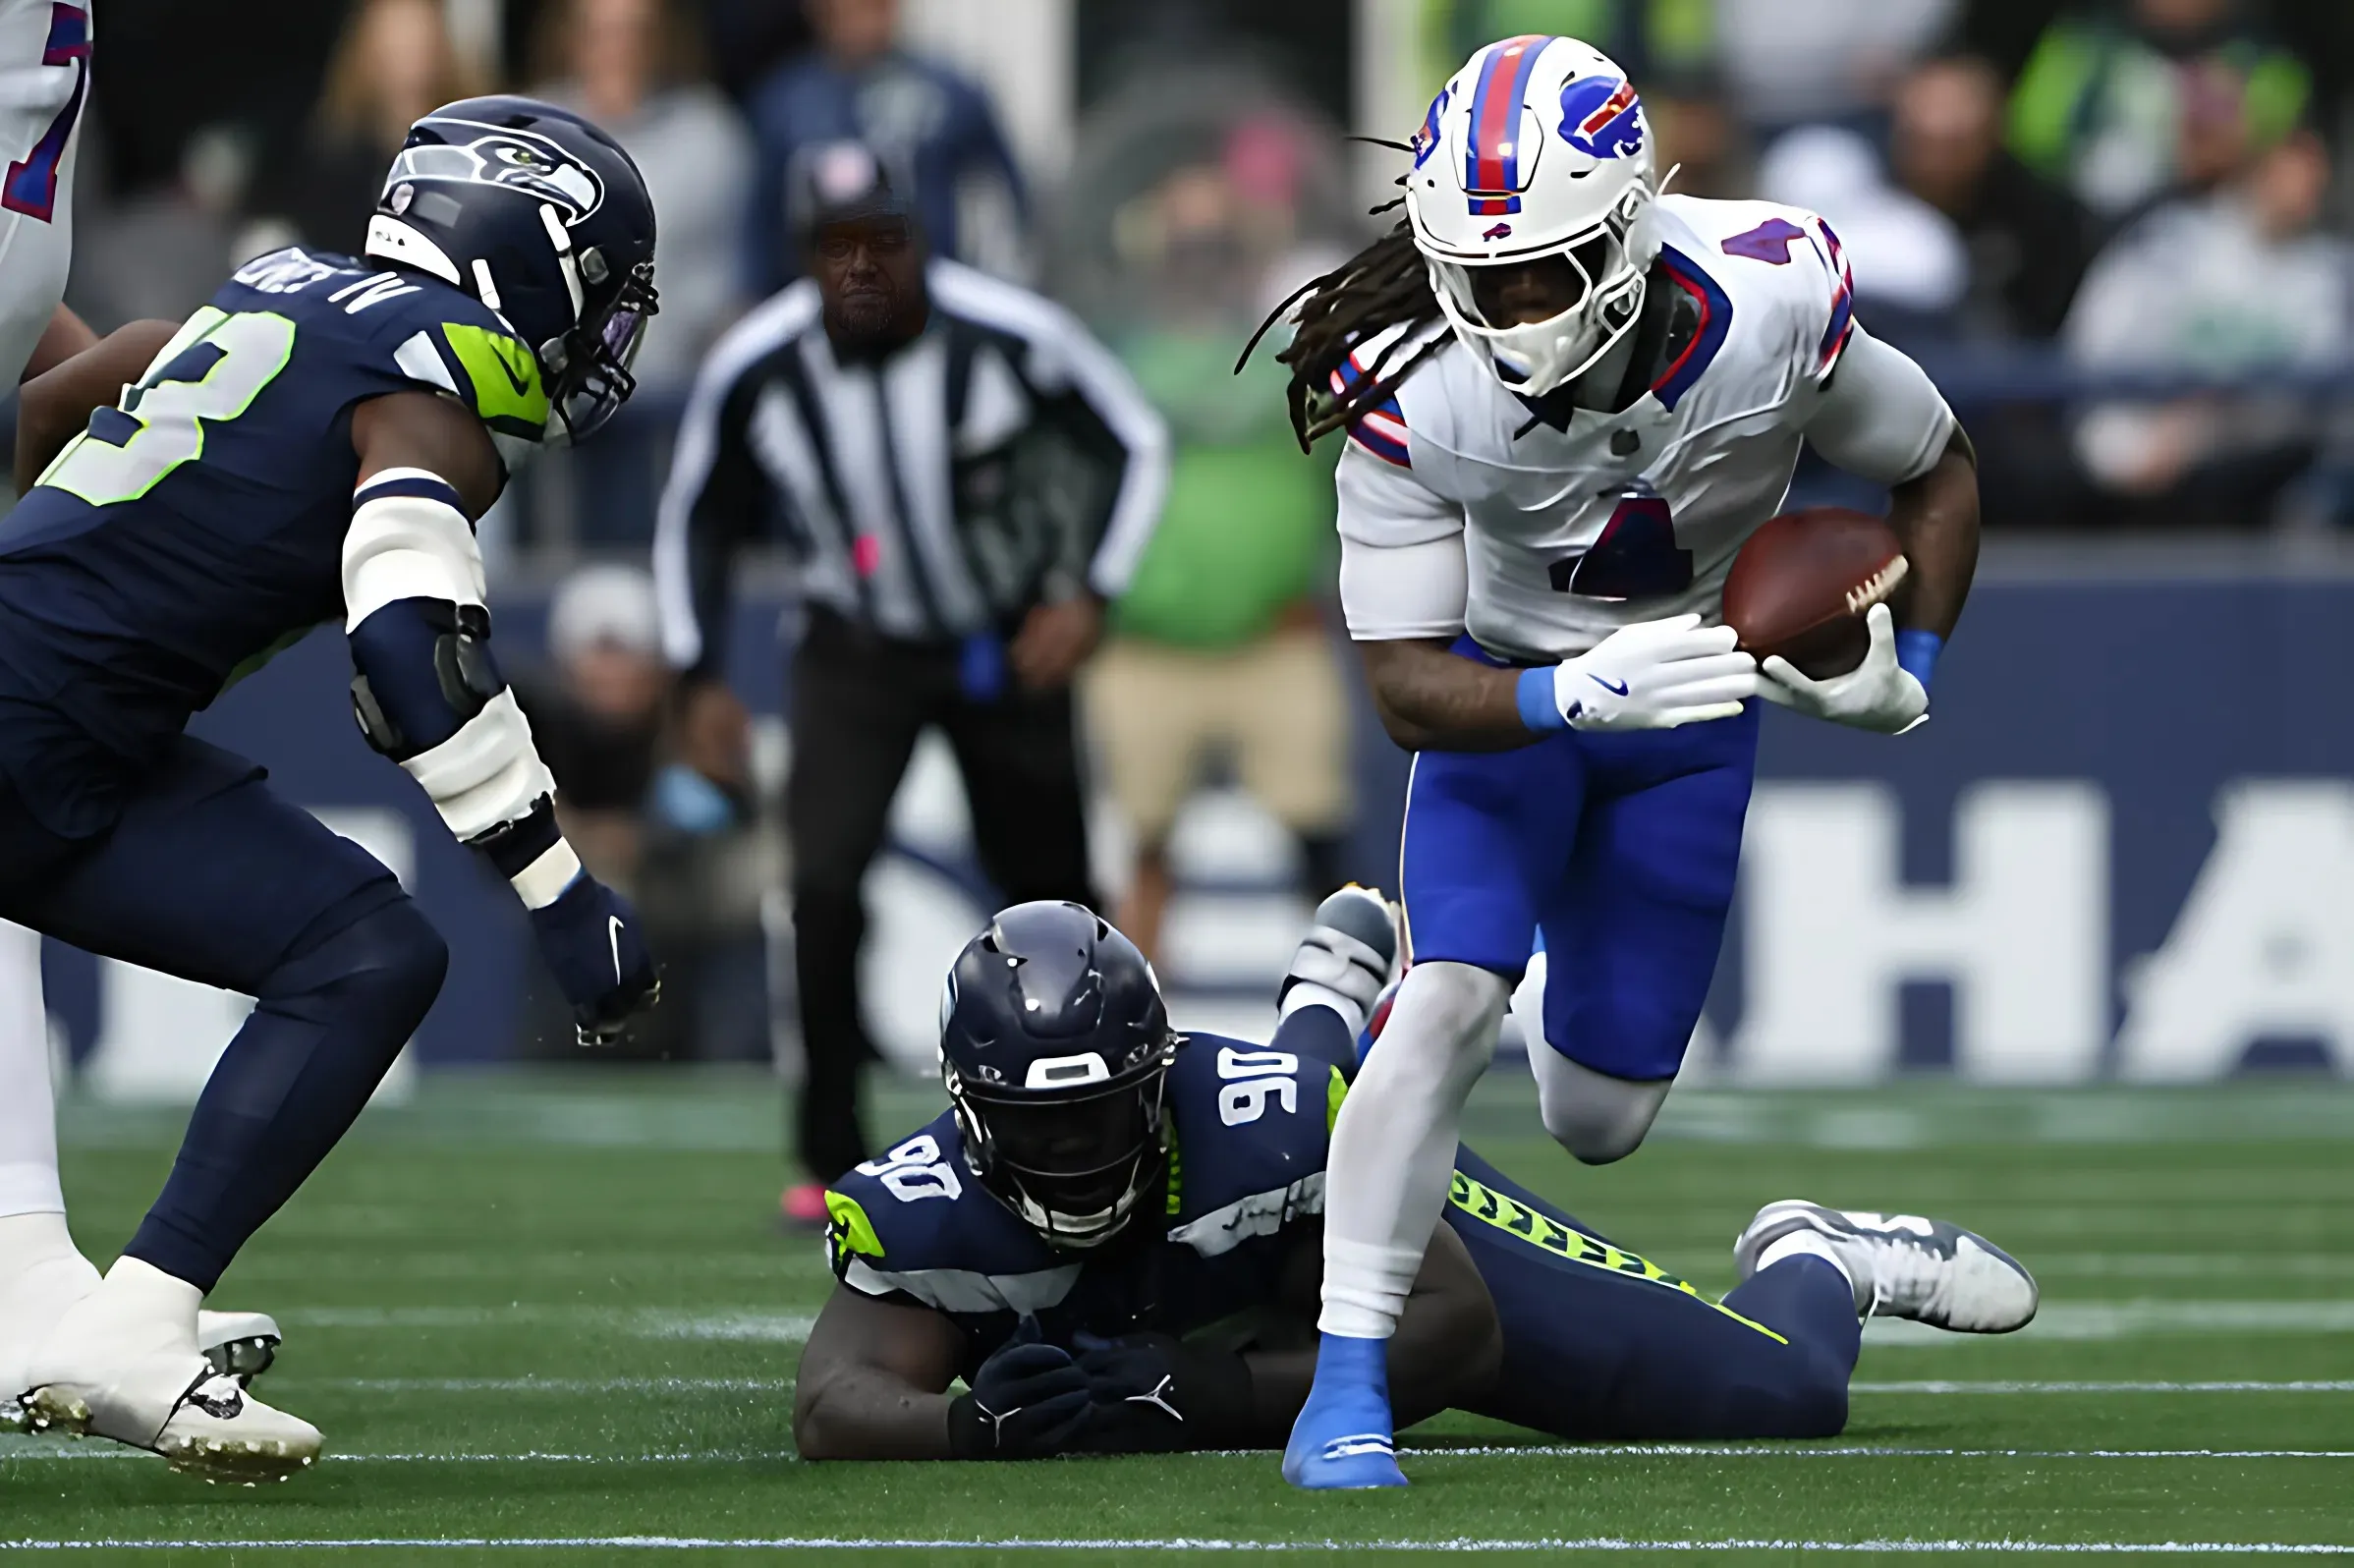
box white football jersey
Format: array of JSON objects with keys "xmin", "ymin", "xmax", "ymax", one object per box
[
  {"xmin": 0, "ymin": 0, "xmax": 88, "ymax": 388},
  {"xmin": 1335, "ymin": 194, "xmax": 1869, "ymax": 662}
]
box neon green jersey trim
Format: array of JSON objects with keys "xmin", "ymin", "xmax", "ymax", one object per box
[
  {"xmin": 824, "ymin": 1190, "xmax": 884, "ymax": 1263},
  {"xmin": 1326, "ymin": 1064, "xmax": 1347, "ymax": 1134},
  {"xmin": 440, "ymin": 321, "xmax": 549, "ymax": 434},
  {"xmin": 1446, "ymin": 1169, "xmax": 1788, "ymax": 1344}
]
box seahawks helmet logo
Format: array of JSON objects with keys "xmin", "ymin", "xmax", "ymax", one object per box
[{"xmin": 384, "ymin": 120, "xmax": 605, "ymax": 222}]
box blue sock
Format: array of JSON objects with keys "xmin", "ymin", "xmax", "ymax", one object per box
[{"xmin": 1307, "ymin": 1329, "xmax": 1391, "ymax": 1404}]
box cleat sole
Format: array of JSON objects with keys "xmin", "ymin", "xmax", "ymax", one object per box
[
  {"xmin": 156, "ymin": 1432, "xmax": 320, "ymax": 1486},
  {"xmin": 20, "ymin": 1385, "xmax": 93, "ymax": 1438}
]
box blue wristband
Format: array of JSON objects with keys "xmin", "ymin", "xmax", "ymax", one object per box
[
  {"xmin": 1894, "ymin": 630, "xmax": 1943, "ymax": 693},
  {"xmin": 1516, "ymin": 666, "xmax": 1568, "ymax": 732}
]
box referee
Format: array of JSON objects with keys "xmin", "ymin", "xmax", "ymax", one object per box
[{"xmin": 653, "ymin": 143, "xmax": 1168, "ymax": 1215}]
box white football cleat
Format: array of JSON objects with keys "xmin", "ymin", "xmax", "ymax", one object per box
[
  {"xmin": 1278, "ymin": 885, "xmax": 1400, "ymax": 1026},
  {"xmin": 198, "ymin": 1311, "xmax": 282, "ymax": 1382},
  {"xmin": 1733, "ymin": 1200, "xmax": 2040, "ymax": 1333},
  {"xmin": 16, "ymin": 1258, "xmax": 319, "ymax": 1483}
]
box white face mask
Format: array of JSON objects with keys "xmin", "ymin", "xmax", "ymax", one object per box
[{"xmin": 1424, "ymin": 196, "xmax": 1656, "ymax": 398}]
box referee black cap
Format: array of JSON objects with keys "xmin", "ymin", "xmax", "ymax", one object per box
[{"xmin": 791, "ymin": 141, "xmax": 915, "ymax": 243}]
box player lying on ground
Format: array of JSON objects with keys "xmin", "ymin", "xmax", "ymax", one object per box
[
  {"xmin": 792, "ymin": 892, "xmax": 2036, "ymax": 1460},
  {"xmin": 1245, "ymin": 34, "xmax": 1983, "ymax": 1486},
  {"xmin": 0, "ymin": 96, "xmax": 663, "ymax": 1482}
]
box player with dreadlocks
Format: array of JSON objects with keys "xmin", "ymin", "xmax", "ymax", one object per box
[{"xmin": 1255, "ymin": 36, "xmax": 1986, "ymax": 1489}]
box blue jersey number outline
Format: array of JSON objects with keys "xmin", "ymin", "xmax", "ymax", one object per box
[{"xmin": 2, "ymin": 5, "xmax": 91, "ymax": 222}]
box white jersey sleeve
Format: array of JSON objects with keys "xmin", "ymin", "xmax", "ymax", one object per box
[
  {"xmin": 1329, "ymin": 320, "xmax": 1471, "ymax": 641},
  {"xmin": 1804, "ymin": 321, "xmax": 1956, "ymax": 485}
]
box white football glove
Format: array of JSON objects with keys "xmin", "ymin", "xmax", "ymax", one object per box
[
  {"xmin": 1760, "ymin": 602, "xmax": 1929, "ymax": 734},
  {"xmin": 1539, "ymin": 614, "xmax": 1759, "ymax": 732}
]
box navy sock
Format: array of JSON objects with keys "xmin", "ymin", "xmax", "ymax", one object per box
[
  {"xmin": 1271, "ymin": 1000, "xmax": 1357, "ymax": 1068},
  {"xmin": 127, "ymin": 895, "xmax": 447, "ymax": 1291},
  {"xmin": 1724, "ymin": 1256, "xmax": 1865, "ymax": 1374}
]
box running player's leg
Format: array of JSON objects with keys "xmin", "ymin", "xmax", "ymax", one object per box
[
  {"xmin": 1532, "ymin": 705, "xmax": 1758, "ymax": 1161},
  {"xmin": 0, "ymin": 918, "xmax": 99, "ymax": 1410},
  {"xmin": 7, "ymin": 738, "xmax": 445, "ymax": 1480},
  {"xmin": 1288, "ymin": 742, "xmax": 1583, "ymax": 1487}
]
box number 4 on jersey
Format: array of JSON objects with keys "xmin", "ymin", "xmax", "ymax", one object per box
[{"xmin": 1550, "ymin": 492, "xmax": 1692, "ymax": 600}]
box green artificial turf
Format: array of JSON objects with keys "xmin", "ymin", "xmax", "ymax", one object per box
[{"xmin": 6, "ymin": 1072, "xmax": 2352, "ymax": 1565}]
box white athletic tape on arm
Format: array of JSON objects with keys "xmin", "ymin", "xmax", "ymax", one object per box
[
  {"xmin": 510, "ymin": 837, "xmax": 583, "ymax": 910},
  {"xmin": 1338, "ymin": 531, "xmax": 1469, "ymax": 642},
  {"xmin": 342, "ymin": 473, "xmax": 488, "ymax": 627},
  {"xmin": 399, "ymin": 690, "xmax": 557, "ymax": 842}
]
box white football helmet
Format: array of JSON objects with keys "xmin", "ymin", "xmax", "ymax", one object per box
[{"xmin": 1405, "ymin": 35, "xmax": 1662, "ymax": 397}]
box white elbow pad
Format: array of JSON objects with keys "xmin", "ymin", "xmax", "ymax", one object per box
[{"xmin": 1806, "ymin": 325, "xmax": 1957, "ymax": 486}]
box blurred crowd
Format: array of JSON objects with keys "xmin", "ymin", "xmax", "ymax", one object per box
[{"xmin": 41, "ymin": 0, "xmax": 2354, "ymax": 1079}]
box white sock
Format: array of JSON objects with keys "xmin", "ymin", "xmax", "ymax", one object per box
[
  {"xmin": 1279, "ymin": 980, "xmax": 1365, "ymax": 1038},
  {"xmin": 1317, "ymin": 962, "xmax": 1503, "ymax": 1340},
  {"xmin": 0, "ymin": 920, "xmax": 67, "ymax": 1221},
  {"xmin": 1757, "ymin": 1230, "xmax": 1865, "ymax": 1314}
]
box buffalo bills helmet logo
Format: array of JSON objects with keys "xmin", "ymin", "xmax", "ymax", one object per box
[
  {"xmin": 384, "ymin": 120, "xmax": 606, "ymax": 221},
  {"xmin": 1557, "ymin": 76, "xmax": 1645, "ymax": 160},
  {"xmin": 1411, "ymin": 86, "xmax": 1449, "ymax": 169}
]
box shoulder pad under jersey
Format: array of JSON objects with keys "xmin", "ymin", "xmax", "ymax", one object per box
[
  {"xmin": 1160, "ymin": 1032, "xmax": 1343, "ymax": 1260},
  {"xmin": 1655, "ymin": 196, "xmax": 1856, "ymax": 414},
  {"xmin": 822, "ymin": 1111, "xmax": 1079, "ymax": 1316}
]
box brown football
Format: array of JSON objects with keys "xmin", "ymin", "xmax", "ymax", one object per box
[{"xmin": 1722, "ymin": 508, "xmax": 1909, "ymax": 680}]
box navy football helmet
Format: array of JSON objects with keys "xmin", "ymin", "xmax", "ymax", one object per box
[
  {"xmin": 939, "ymin": 903, "xmax": 1178, "ymax": 1251},
  {"xmin": 365, "ymin": 95, "xmax": 658, "ymax": 444}
]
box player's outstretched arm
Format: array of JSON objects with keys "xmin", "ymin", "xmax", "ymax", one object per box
[
  {"xmin": 344, "ymin": 392, "xmax": 660, "ymax": 1046},
  {"xmin": 13, "ymin": 318, "xmax": 181, "ymax": 494},
  {"xmin": 793, "ymin": 1284, "xmax": 971, "ymax": 1460}
]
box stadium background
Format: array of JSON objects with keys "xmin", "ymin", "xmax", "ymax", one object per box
[{"xmin": 17, "ymin": 0, "xmax": 2354, "ymax": 1093}]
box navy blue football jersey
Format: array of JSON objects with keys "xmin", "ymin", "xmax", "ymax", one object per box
[
  {"xmin": 825, "ymin": 1028, "xmax": 1351, "ymax": 1377},
  {"xmin": 0, "ymin": 247, "xmax": 546, "ymax": 836},
  {"xmin": 828, "ymin": 1021, "xmax": 1799, "ymax": 1426}
]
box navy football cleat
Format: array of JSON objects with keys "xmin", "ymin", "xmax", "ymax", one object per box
[{"xmin": 1733, "ymin": 1201, "xmax": 2040, "ymax": 1333}]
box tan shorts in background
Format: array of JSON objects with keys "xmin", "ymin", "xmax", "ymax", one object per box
[{"xmin": 1084, "ymin": 623, "xmax": 1353, "ymax": 846}]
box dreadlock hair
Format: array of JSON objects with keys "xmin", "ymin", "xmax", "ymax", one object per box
[{"xmin": 1239, "ymin": 183, "xmax": 1452, "ymax": 453}]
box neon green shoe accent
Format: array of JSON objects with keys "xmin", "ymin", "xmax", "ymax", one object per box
[{"xmin": 1326, "ymin": 1064, "xmax": 1347, "ymax": 1134}]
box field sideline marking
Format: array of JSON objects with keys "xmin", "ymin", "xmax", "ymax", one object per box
[
  {"xmin": 1853, "ymin": 1380, "xmax": 2354, "ymax": 1394},
  {"xmin": 13, "ymin": 1443, "xmax": 2354, "ymax": 1463},
  {"xmin": 6, "ymin": 1537, "xmax": 2353, "ymax": 1554}
]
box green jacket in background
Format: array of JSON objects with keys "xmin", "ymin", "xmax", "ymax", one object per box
[{"xmin": 1108, "ymin": 332, "xmax": 1339, "ymax": 651}]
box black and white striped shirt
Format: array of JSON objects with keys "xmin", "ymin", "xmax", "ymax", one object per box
[{"xmin": 653, "ymin": 258, "xmax": 1168, "ymax": 671}]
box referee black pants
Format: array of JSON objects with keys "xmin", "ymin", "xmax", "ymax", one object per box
[{"xmin": 785, "ymin": 609, "xmax": 1096, "ymax": 1184}]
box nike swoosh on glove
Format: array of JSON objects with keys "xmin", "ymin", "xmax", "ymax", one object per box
[
  {"xmin": 1760, "ymin": 602, "xmax": 1929, "ymax": 734},
  {"xmin": 529, "ymin": 872, "xmax": 661, "ymax": 1047},
  {"xmin": 1524, "ymin": 613, "xmax": 1759, "ymax": 733},
  {"xmin": 948, "ymin": 1317, "xmax": 1095, "ymax": 1459}
]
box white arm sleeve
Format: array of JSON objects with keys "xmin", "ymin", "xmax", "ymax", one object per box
[
  {"xmin": 1803, "ymin": 323, "xmax": 1957, "ymax": 486},
  {"xmin": 342, "ymin": 468, "xmax": 559, "ymax": 859},
  {"xmin": 1334, "ymin": 443, "xmax": 1469, "ymax": 641}
]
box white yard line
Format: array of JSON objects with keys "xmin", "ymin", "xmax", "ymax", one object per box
[
  {"xmin": 5, "ymin": 1535, "xmax": 2353, "ymax": 1553},
  {"xmin": 6, "ymin": 1441, "xmax": 2348, "ymax": 1465},
  {"xmin": 1854, "ymin": 1380, "xmax": 2354, "ymax": 1394}
]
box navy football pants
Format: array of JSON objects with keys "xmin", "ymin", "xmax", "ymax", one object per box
[
  {"xmin": 1443, "ymin": 1144, "xmax": 1859, "ymax": 1440},
  {"xmin": 0, "ymin": 737, "xmax": 446, "ymax": 1291}
]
